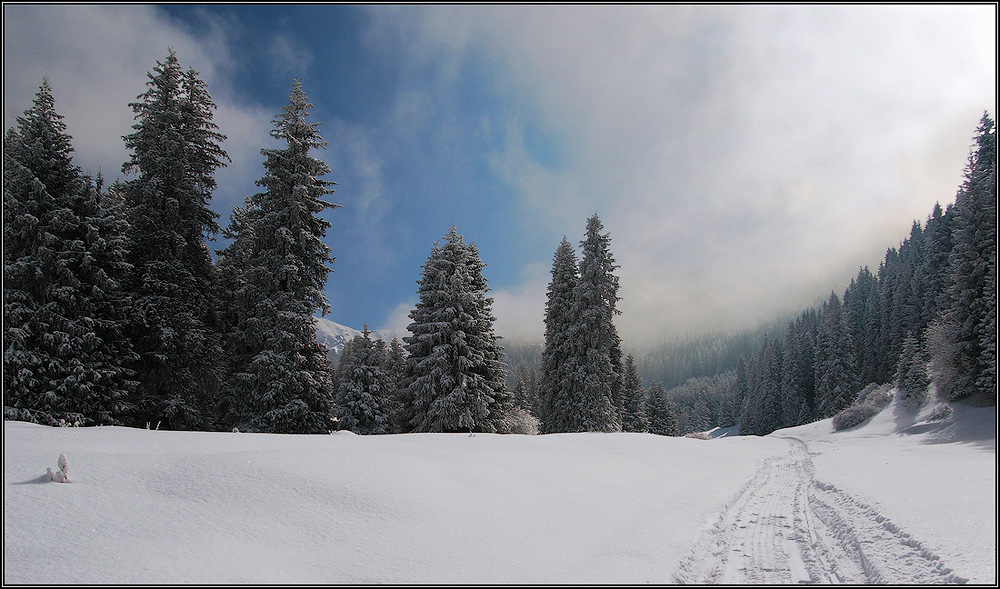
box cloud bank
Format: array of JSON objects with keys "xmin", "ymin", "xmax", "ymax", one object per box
[{"xmin": 369, "ymin": 5, "xmax": 996, "ymax": 345}]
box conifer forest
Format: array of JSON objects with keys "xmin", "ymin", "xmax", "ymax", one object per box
[{"xmin": 3, "ymin": 51, "xmax": 997, "ymax": 440}]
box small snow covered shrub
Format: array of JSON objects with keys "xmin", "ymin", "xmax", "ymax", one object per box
[
  {"xmin": 832, "ymin": 403, "xmax": 880, "ymax": 431},
  {"xmin": 497, "ymin": 407, "xmax": 539, "ymax": 435},
  {"xmin": 832, "ymin": 383, "xmax": 892, "ymax": 431},
  {"xmin": 924, "ymin": 403, "xmax": 953, "ymax": 422},
  {"xmin": 684, "ymin": 432, "xmax": 710, "ymax": 440},
  {"xmin": 46, "ymin": 454, "xmax": 69, "ymax": 483},
  {"xmin": 858, "ymin": 383, "xmax": 893, "ymax": 409}
]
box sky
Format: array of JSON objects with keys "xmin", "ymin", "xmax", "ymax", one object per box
[{"xmin": 4, "ymin": 5, "xmax": 996, "ymax": 347}]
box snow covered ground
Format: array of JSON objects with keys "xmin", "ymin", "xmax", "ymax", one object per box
[{"xmin": 3, "ymin": 394, "xmax": 995, "ymax": 584}]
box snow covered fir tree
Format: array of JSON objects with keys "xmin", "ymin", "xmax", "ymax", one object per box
[
  {"xmin": 3, "ymin": 81, "xmax": 136, "ymax": 427},
  {"xmin": 333, "ymin": 328, "xmax": 395, "ymax": 435},
  {"xmin": 396, "ymin": 227, "xmax": 511, "ymax": 433},
  {"xmin": 541, "ymin": 215, "xmax": 625, "ymax": 433},
  {"xmin": 538, "ymin": 237, "xmax": 579, "ymax": 433},
  {"xmin": 216, "ymin": 79, "xmax": 339, "ymax": 434},
  {"xmin": 119, "ymin": 50, "xmax": 229, "ymax": 430}
]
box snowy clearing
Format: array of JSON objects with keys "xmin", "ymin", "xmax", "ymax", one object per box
[{"xmin": 3, "ymin": 396, "xmax": 995, "ymax": 584}]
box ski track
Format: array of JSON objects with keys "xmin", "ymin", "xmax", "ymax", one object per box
[{"xmin": 673, "ymin": 436, "xmax": 968, "ymax": 585}]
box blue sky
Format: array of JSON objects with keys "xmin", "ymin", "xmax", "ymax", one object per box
[{"xmin": 4, "ymin": 5, "xmax": 996, "ymax": 346}]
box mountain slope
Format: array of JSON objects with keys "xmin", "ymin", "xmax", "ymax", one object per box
[{"xmin": 313, "ymin": 316, "xmax": 405, "ymax": 366}]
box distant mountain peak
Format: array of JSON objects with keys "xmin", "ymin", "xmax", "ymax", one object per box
[{"xmin": 313, "ymin": 316, "xmax": 407, "ymax": 366}]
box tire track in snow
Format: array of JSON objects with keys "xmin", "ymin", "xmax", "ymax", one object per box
[{"xmin": 672, "ymin": 436, "xmax": 967, "ymax": 584}]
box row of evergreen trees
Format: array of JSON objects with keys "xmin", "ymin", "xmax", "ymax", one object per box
[
  {"xmin": 329, "ymin": 222, "xmax": 679, "ymax": 437},
  {"xmin": 736, "ymin": 113, "xmax": 997, "ymax": 436},
  {"xmin": 3, "ymin": 52, "xmax": 538, "ymax": 436},
  {"xmin": 4, "ymin": 52, "xmax": 343, "ymax": 432}
]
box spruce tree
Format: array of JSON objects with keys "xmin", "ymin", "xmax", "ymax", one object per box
[
  {"xmin": 844, "ymin": 267, "xmax": 878, "ymax": 384},
  {"xmin": 567, "ymin": 215, "xmax": 623, "ymax": 432},
  {"xmin": 217, "ymin": 79, "xmax": 338, "ymax": 433},
  {"xmin": 334, "ymin": 329, "xmax": 394, "ymax": 434},
  {"xmin": 895, "ymin": 331, "xmax": 929, "ymax": 411},
  {"xmin": 121, "ymin": 50, "xmax": 228, "ymax": 430},
  {"xmin": 646, "ymin": 382, "xmax": 678, "ymax": 436},
  {"xmin": 733, "ymin": 355, "xmax": 750, "ymax": 429},
  {"xmin": 3, "ymin": 80, "xmax": 136, "ymax": 426},
  {"xmin": 620, "ymin": 354, "xmax": 649, "ymax": 432},
  {"xmin": 539, "ymin": 238, "xmax": 580, "ymax": 433},
  {"xmin": 815, "ymin": 292, "xmax": 860, "ymax": 418},
  {"xmin": 920, "ymin": 202, "xmax": 955, "ymax": 328},
  {"xmin": 779, "ymin": 323, "xmax": 811, "ymax": 428},
  {"xmin": 942, "ymin": 113, "xmax": 996, "ymax": 402},
  {"xmin": 384, "ymin": 336, "xmax": 407, "ymax": 431},
  {"xmin": 399, "ymin": 227, "xmax": 509, "ymax": 433}
]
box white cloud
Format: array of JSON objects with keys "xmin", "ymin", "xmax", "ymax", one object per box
[
  {"xmin": 3, "ymin": 5, "xmax": 271, "ymax": 216},
  {"xmin": 267, "ymin": 34, "xmax": 313, "ymax": 80},
  {"xmin": 380, "ymin": 299, "xmax": 416, "ymax": 334},
  {"xmin": 322, "ymin": 119, "xmax": 395, "ymax": 275},
  {"xmin": 490, "ymin": 261, "xmax": 550, "ymax": 343},
  {"xmin": 372, "ymin": 5, "xmax": 996, "ymax": 346}
]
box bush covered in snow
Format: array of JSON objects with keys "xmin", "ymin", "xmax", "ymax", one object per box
[
  {"xmin": 832, "ymin": 383, "xmax": 893, "ymax": 431},
  {"xmin": 924, "ymin": 403, "xmax": 953, "ymax": 422},
  {"xmin": 46, "ymin": 454, "xmax": 69, "ymax": 483},
  {"xmin": 497, "ymin": 407, "xmax": 539, "ymax": 435}
]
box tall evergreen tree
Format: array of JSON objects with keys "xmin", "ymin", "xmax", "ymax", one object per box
[
  {"xmin": 895, "ymin": 331, "xmax": 930, "ymax": 411},
  {"xmin": 399, "ymin": 227, "xmax": 509, "ymax": 433},
  {"xmin": 844, "ymin": 266, "xmax": 878, "ymax": 384},
  {"xmin": 217, "ymin": 79, "xmax": 339, "ymax": 433},
  {"xmin": 539, "ymin": 237, "xmax": 580, "ymax": 433},
  {"xmin": 620, "ymin": 354, "xmax": 649, "ymax": 432},
  {"xmin": 567, "ymin": 215, "xmax": 623, "ymax": 432},
  {"xmin": 941, "ymin": 112, "xmax": 996, "ymax": 402},
  {"xmin": 3, "ymin": 80, "xmax": 136, "ymax": 426},
  {"xmin": 740, "ymin": 338, "xmax": 783, "ymax": 435},
  {"xmin": 733, "ymin": 354, "xmax": 750, "ymax": 428},
  {"xmin": 779, "ymin": 323, "xmax": 811, "ymax": 428},
  {"xmin": 920, "ymin": 202, "xmax": 955, "ymax": 328},
  {"xmin": 815, "ymin": 292, "xmax": 859, "ymax": 418},
  {"xmin": 121, "ymin": 50, "xmax": 229, "ymax": 430}
]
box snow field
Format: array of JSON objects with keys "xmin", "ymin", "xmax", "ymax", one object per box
[
  {"xmin": 3, "ymin": 423, "xmax": 784, "ymax": 584},
  {"xmin": 4, "ymin": 396, "xmax": 994, "ymax": 584},
  {"xmin": 787, "ymin": 398, "xmax": 997, "ymax": 584}
]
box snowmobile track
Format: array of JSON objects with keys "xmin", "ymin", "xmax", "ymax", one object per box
[{"xmin": 672, "ymin": 436, "xmax": 967, "ymax": 584}]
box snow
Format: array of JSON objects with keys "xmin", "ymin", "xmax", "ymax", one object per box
[
  {"xmin": 782, "ymin": 395, "xmax": 997, "ymax": 584},
  {"xmin": 3, "ymin": 394, "xmax": 995, "ymax": 584}
]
